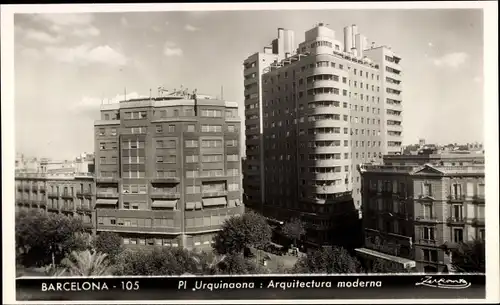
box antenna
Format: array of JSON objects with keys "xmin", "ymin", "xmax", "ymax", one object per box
[
  {"xmin": 124, "ymin": 87, "xmax": 127, "ymax": 102},
  {"xmin": 149, "ymin": 88, "xmax": 152, "ymax": 99},
  {"xmin": 221, "ymin": 85, "xmax": 224, "ymax": 100}
]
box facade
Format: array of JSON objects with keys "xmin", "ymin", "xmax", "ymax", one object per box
[
  {"xmin": 357, "ymin": 153, "xmax": 485, "ymax": 272},
  {"xmin": 93, "ymin": 93, "xmax": 244, "ymax": 249},
  {"xmin": 243, "ymin": 28, "xmax": 295, "ymax": 213},
  {"xmin": 244, "ymin": 23, "xmax": 403, "ymax": 246},
  {"xmin": 15, "ymin": 172, "xmax": 95, "ymax": 232}
]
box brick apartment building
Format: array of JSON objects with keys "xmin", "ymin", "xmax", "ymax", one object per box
[
  {"xmin": 93, "ymin": 92, "xmax": 244, "ymax": 249},
  {"xmin": 357, "ymin": 153, "xmax": 485, "ymax": 272}
]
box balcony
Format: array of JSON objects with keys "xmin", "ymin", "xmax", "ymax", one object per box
[
  {"xmin": 415, "ymin": 216, "xmax": 439, "ymax": 223},
  {"xmin": 37, "ymin": 200, "xmax": 47, "ymax": 207},
  {"xmin": 151, "ymin": 177, "xmax": 181, "ymax": 184},
  {"xmin": 96, "ymin": 191, "xmax": 119, "ymax": 198},
  {"xmin": 472, "ymin": 195, "xmax": 485, "ymax": 203},
  {"xmin": 39, "ymin": 186, "xmax": 46, "ymax": 193},
  {"xmin": 96, "ymin": 177, "xmax": 119, "ymax": 184},
  {"xmin": 202, "ymin": 190, "xmax": 228, "ymax": 198},
  {"xmin": 446, "ymin": 217, "xmax": 466, "ymax": 226},
  {"xmin": 447, "ymin": 194, "xmax": 465, "ymax": 202},
  {"xmin": 471, "ymin": 218, "xmax": 485, "ymax": 227},
  {"xmin": 150, "ymin": 192, "xmax": 181, "ymax": 199},
  {"xmin": 23, "ymin": 185, "xmax": 31, "ymax": 192},
  {"xmin": 77, "ymin": 190, "xmax": 93, "ymax": 197},
  {"xmin": 61, "ymin": 193, "xmax": 74, "ymax": 199},
  {"xmin": 47, "ymin": 192, "xmax": 59, "ymax": 198}
]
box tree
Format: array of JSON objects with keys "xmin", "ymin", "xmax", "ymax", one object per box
[
  {"xmin": 291, "ymin": 246, "xmax": 363, "ymax": 274},
  {"xmin": 214, "ymin": 253, "xmax": 269, "ymax": 275},
  {"xmin": 16, "ymin": 210, "xmax": 86, "ymax": 267},
  {"xmin": 450, "ymin": 240, "xmax": 485, "ymax": 273},
  {"xmin": 113, "ymin": 247, "xmax": 201, "ymax": 276},
  {"xmin": 93, "ymin": 232, "xmax": 124, "ymax": 263},
  {"xmin": 282, "ymin": 218, "xmax": 306, "ymax": 247},
  {"xmin": 61, "ymin": 250, "xmax": 113, "ymax": 276},
  {"xmin": 212, "ymin": 212, "xmax": 272, "ymax": 256}
]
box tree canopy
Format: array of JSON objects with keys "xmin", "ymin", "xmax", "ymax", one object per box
[
  {"xmin": 281, "ymin": 218, "xmax": 306, "ymax": 246},
  {"xmin": 16, "ymin": 210, "xmax": 86, "ymax": 267},
  {"xmin": 93, "ymin": 231, "xmax": 124, "ymax": 263},
  {"xmin": 212, "ymin": 212, "xmax": 272, "ymax": 255},
  {"xmin": 292, "ymin": 246, "xmax": 363, "ymax": 274},
  {"xmin": 450, "ymin": 240, "xmax": 485, "ymax": 273},
  {"xmin": 113, "ymin": 247, "xmax": 202, "ymax": 276}
]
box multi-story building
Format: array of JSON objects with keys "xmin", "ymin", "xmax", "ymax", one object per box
[
  {"xmin": 93, "ymin": 92, "xmax": 244, "ymax": 249},
  {"xmin": 357, "ymin": 153, "xmax": 485, "ymax": 272},
  {"xmin": 243, "ymin": 28, "xmax": 295, "ymax": 214},
  {"xmin": 243, "ymin": 23, "xmax": 403, "ymax": 246},
  {"xmin": 15, "ymin": 171, "xmax": 95, "ymax": 232}
]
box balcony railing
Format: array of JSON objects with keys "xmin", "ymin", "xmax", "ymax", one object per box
[
  {"xmin": 76, "ymin": 190, "xmax": 93, "ymax": 197},
  {"xmin": 151, "ymin": 177, "xmax": 181, "ymax": 184},
  {"xmin": 419, "ymin": 239, "xmax": 438, "ymax": 246},
  {"xmin": 96, "ymin": 191, "xmax": 119, "ymax": 198},
  {"xmin": 150, "ymin": 192, "xmax": 181, "ymax": 199},
  {"xmin": 61, "ymin": 193, "xmax": 74, "ymax": 199},
  {"xmin": 447, "ymin": 194, "xmax": 466, "ymax": 202},
  {"xmin": 96, "ymin": 176, "xmax": 119, "ymax": 183},
  {"xmin": 472, "ymin": 195, "xmax": 485, "ymax": 202},
  {"xmin": 415, "ymin": 216, "xmax": 439, "ymax": 223},
  {"xmin": 472, "ymin": 218, "xmax": 485, "ymax": 226},
  {"xmin": 202, "ymin": 190, "xmax": 228, "ymax": 198},
  {"xmin": 47, "ymin": 192, "xmax": 59, "ymax": 198},
  {"xmin": 446, "ymin": 217, "xmax": 466, "ymax": 225}
]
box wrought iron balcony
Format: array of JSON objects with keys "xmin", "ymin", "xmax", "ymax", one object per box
[{"xmin": 446, "ymin": 217, "xmax": 466, "ymax": 225}]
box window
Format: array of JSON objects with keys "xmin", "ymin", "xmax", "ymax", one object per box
[
  {"xmin": 422, "ymin": 204, "xmax": 432, "ymax": 219},
  {"xmin": 185, "ymin": 155, "xmax": 199, "ymax": 163},
  {"xmin": 453, "ymin": 228, "xmax": 464, "ymax": 243},
  {"xmin": 202, "ymin": 140, "xmax": 223, "ymax": 148},
  {"xmin": 123, "ymin": 202, "xmax": 130, "ymax": 209},
  {"xmin": 477, "ymin": 183, "xmax": 485, "ymax": 197},
  {"xmin": 156, "ymin": 156, "xmax": 163, "ymax": 163},
  {"xmin": 423, "ymin": 249, "xmax": 438, "ymax": 262},
  {"xmin": 422, "ymin": 227, "xmax": 435, "ymax": 240},
  {"xmin": 226, "ymin": 140, "xmax": 238, "ymax": 147},
  {"xmin": 452, "ymin": 183, "xmax": 462, "ymax": 199},
  {"xmin": 452, "ymin": 204, "xmax": 463, "ymax": 220},
  {"xmin": 156, "ymin": 125, "xmax": 163, "ymax": 133},
  {"xmin": 185, "ymin": 140, "xmax": 198, "ymax": 148},
  {"xmin": 423, "ymin": 183, "xmax": 432, "ymax": 196},
  {"xmin": 227, "ymin": 154, "xmax": 238, "ymax": 161},
  {"xmin": 99, "ymin": 128, "xmax": 105, "ymax": 136},
  {"xmin": 168, "ymin": 125, "xmax": 175, "ymax": 132},
  {"xmin": 111, "ymin": 128, "xmax": 117, "ymax": 136},
  {"xmin": 187, "ymin": 124, "xmax": 196, "ymax": 132}
]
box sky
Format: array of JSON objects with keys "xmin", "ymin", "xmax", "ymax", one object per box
[{"xmin": 13, "ymin": 8, "xmax": 484, "ymax": 160}]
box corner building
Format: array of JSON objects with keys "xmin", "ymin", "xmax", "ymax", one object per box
[
  {"xmin": 245, "ymin": 23, "xmax": 401, "ymax": 246},
  {"xmin": 358, "ymin": 153, "xmax": 485, "ymax": 272},
  {"xmin": 94, "ymin": 94, "xmax": 244, "ymax": 249}
]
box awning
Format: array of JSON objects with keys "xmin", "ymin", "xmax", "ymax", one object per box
[
  {"xmin": 185, "ymin": 202, "xmax": 195, "ymax": 210},
  {"xmin": 151, "ymin": 200, "xmax": 177, "ymax": 209},
  {"xmin": 228, "ymin": 199, "xmax": 241, "ymax": 207},
  {"xmin": 96, "ymin": 199, "xmax": 118, "ymax": 205},
  {"xmin": 195, "ymin": 202, "xmax": 203, "ymax": 209},
  {"xmin": 202, "ymin": 197, "xmax": 227, "ymax": 207},
  {"xmin": 355, "ymin": 247, "xmax": 416, "ymax": 269}
]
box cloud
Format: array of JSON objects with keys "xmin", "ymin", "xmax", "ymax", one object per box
[
  {"xmin": 45, "ymin": 44, "xmax": 128, "ymax": 66},
  {"xmin": 184, "ymin": 24, "xmax": 199, "ymax": 31},
  {"xmin": 163, "ymin": 41, "xmax": 183, "ymax": 56},
  {"xmin": 19, "ymin": 47, "xmax": 42, "ymax": 60},
  {"xmin": 121, "ymin": 17, "xmax": 128, "ymax": 27},
  {"xmin": 34, "ymin": 13, "xmax": 94, "ymax": 27},
  {"xmin": 72, "ymin": 26, "xmax": 100, "ymax": 37},
  {"xmin": 428, "ymin": 42, "xmax": 433, "ymax": 47},
  {"xmin": 432, "ymin": 52, "xmax": 469, "ymax": 68},
  {"xmin": 18, "ymin": 27, "xmax": 61, "ymax": 44},
  {"xmin": 31, "ymin": 13, "xmax": 100, "ymax": 39}
]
